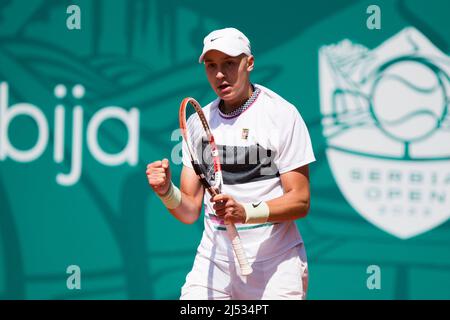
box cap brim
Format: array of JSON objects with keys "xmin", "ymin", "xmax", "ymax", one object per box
[{"xmin": 198, "ymin": 40, "xmax": 245, "ymax": 63}]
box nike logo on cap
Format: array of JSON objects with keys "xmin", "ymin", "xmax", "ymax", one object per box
[{"xmin": 210, "ymin": 37, "xmax": 222, "ymax": 42}]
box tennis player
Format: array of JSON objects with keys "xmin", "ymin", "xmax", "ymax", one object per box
[{"xmin": 146, "ymin": 27, "xmax": 315, "ymax": 299}]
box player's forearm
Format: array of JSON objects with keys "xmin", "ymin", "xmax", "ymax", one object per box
[
  {"xmin": 167, "ymin": 192, "xmax": 201, "ymax": 225},
  {"xmin": 155, "ymin": 182, "xmax": 201, "ymax": 224},
  {"xmin": 265, "ymin": 189, "xmax": 310, "ymax": 222}
]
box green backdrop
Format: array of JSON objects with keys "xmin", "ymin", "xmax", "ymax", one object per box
[{"xmin": 0, "ymin": 0, "xmax": 449, "ymax": 299}]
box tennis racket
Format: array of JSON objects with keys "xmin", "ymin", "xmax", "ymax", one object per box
[{"xmin": 179, "ymin": 97, "xmax": 253, "ymax": 276}]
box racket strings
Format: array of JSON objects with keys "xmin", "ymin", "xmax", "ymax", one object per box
[{"xmin": 186, "ymin": 112, "xmax": 216, "ymax": 185}]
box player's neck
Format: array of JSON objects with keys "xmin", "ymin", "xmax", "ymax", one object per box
[{"xmin": 221, "ymin": 84, "xmax": 254, "ymax": 114}]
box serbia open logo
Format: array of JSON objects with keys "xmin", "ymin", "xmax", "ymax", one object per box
[{"xmin": 319, "ymin": 28, "xmax": 450, "ymax": 239}]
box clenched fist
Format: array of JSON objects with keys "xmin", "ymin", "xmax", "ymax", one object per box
[{"xmin": 146, "ymin": 158, "xmax": 172, "ymax": 196}]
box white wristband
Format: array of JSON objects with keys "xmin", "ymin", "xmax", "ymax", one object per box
[
  {"xmin": 243, "ymin": 202, "xmax": 270, "ymax": 224},
  {"xmin": 158, "ymin": 182, "xmax": 182, "ymax": 209}
]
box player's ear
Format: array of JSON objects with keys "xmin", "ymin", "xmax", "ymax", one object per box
[{"xmin": 246, "ymin": 55, "xmax": 254, "ymax": 72}]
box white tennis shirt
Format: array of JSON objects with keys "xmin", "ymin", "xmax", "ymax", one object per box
[{"xmin": 182, "ymin": 84, "xmax": 316, "ymax": 263}]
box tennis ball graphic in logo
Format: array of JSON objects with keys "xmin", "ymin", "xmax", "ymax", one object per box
[
  {"xmin": 370, "ymin": 58, "xmax": 447, "ymax": 144},
  {"xmin": 320, "ymin": 29, "xmax": 450, "ymax": 240}
]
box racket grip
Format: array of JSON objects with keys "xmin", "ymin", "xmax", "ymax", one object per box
[{"xmin": 225, "ymin": 224, "xmax": 253, "ymax": 276}]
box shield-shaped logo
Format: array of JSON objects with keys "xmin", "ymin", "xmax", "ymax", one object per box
[{"xmin": 319, "ymin": 27, "xmax": 450, "ymax": 239}]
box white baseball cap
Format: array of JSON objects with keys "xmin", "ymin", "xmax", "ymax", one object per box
[{"xmin": 198, "ymin": 27, "xmax": 252, "ymax": 63}]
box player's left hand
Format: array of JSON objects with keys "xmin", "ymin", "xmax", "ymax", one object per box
[{"xmin": 211, "ymin": 194, "xmax": 246, "ymax": 224}]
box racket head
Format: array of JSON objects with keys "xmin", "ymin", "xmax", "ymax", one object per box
[
  {"xmin": 179, "ymin": 97, "xmax": 223, "ymax": 195},
  {"xmin": 179, "ymin": 97, "xmax": 253, "ymax": 276}
]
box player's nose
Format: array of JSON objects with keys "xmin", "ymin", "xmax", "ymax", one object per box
[{"xmin": 215, "ymin": 70, "xmax": 225, "ymax": 79}]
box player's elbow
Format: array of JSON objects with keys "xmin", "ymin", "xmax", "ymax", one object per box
[
  {"xmin": 180, "ymin": 215, "xmax": 199, "ymax": 225},
  {"xmin": 299, "ymin": 198, "xmax": 311, "ymax": 218},
  {"xmin": 177, "ymin": 207, "xmax": 202, "ymax": 225},
  {"xmin": 293, "ymin": 195, "xmax": 310, "ymax": 220}
]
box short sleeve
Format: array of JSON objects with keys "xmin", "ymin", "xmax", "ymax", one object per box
[{"xmin": 274, "ymin": 108, "xmax": 316, "ymax": 174}]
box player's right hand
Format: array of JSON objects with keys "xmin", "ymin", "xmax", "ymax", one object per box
[{"xmin": 146, "ymin": 158, "xmax": 172, "ymax": 196}]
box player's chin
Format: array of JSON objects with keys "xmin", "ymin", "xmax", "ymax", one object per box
[{"xmin": 216, "ymin": 91, "xmax": 229, "ymax": 100}]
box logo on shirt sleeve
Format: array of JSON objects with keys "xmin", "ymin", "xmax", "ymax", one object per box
[{"xmin": 241, "ymin": 128, "xmax": 249, "ymax": 140}]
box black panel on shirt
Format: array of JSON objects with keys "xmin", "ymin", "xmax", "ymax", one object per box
[{"xmin": 200, "ymin": 141, "xmax": 279, "ymax": 185}]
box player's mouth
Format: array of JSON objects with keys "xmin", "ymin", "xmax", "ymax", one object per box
[{"xmin": 218, "ymin": 83, "xmax": 232, "ymax": 94}]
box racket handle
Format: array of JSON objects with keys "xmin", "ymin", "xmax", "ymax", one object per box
[{"xmin": 225, "ymin": 223, "xmax": 253, "ymax": 276}]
